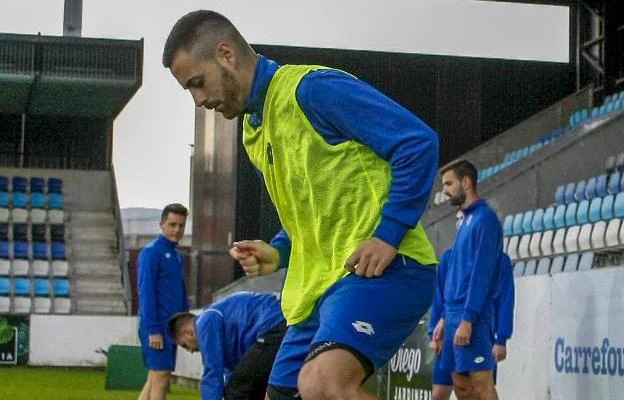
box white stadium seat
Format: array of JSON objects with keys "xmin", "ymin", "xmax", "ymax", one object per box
[
  {"xmin": 524, "ymin": 259, "xmax": 537, "ymax": 276},
  {"xmin": 540, "ymin": 230, "xmax": 554, "ymax": 256},
  {"xmin": 553, "ymin": 228, "xmax": 567, "ymax": 254},
  {"xmin": 11, "ymin": 208, "xmax": 28, "ymax": 223},
  {"xmin": 507, "ymin": 236, "xmax": 520, "ymax": 261},
  {"xmin": 564, "ymin": 226, "xmax": 581, "ymax": 253},
  {"xmin": 13, "ymin": 297, "xmax": 32, "ymax": 314},
  {"xmin": 551, "ymin": 255, "xmax": 565, "ymax": 274},
  {"xmin": 30, "ymin": 209, "xmax": 47, "ymax": 224},
  {"xmin": 48, "ymin": 210, "xmax": 65, "ymax": 225},
  {"xmin": 578, "ymin": 252, "xmax": 595, "ymax": 271},
  {"xmin": 529, "ymin": 232, "xmax": 542, "ymax": 258},
  {"xmin": 563, "ymin": 253, "xmax": 579, "ymax": 272},
  {"xmin": 513, "ymin": 261, "xmax": 525, "ymax": 277},
  {"xmin": 605, "ymin": 219, "xmax": 622, "ymax": 247},
  {"xmin": 536, "ymin": 258, "xmax": 551, "ymax": 275},
  {"xmin": 591, "ymin": 221, "xmax": 607, "ymax": 249},
  {"xmin": 578, "ymin": 224, "xmax": 593, "ymax": 251},
  {"xmin": 33, "ymin": 297, "xmax": 52, "ymax": 314},
  {"xmin": 518, "ymin": 234, "xmax": 531, "ymax": 259},
  {"xmin": 53, "ymin": 298, "xmax": 71, "ymax": 314}
]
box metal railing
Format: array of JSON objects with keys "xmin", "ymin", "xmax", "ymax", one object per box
[{"xmin": 111, "ymin": 165, "xmax": 131, "ymax": 316}]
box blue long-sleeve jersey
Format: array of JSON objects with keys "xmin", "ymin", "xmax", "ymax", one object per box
[
  {"xmin": 248, "ymin": 55, "xmax": 439, "ymax": 250},
  {"xmin": 428, "ymin": 249, "xmax": 514, "ymax": 346},
  {"xmin": 444, "ymin": 199, "xmax": 503, "ymax": 323},
  {"xmin": 138, "ymin": 235, "xmax": 188, "ymax": 335},
  {"xmin": 195, "ymin": 292, "xmax": 284, "ymax": 400}
]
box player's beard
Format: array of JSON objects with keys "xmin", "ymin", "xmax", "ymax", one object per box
[
  {"xmin": 220, "ymin": 66, "xmax": 242, "ymax": 119},
  {"xmin": 449, "ymin": 190, "xmax": 466, "ymax": 206}
]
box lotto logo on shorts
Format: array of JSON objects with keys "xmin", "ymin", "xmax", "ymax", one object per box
[{"xmin": 352, "ymin": 321, "xmax": 375, "ymax": 336}]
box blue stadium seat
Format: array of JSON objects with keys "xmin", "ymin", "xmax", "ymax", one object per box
[
  {"xmin": 13, "ymin": 241, "xmax": 29, "ymax": 259},
  {"xmin": 564, "ymin": 183, "xmax": 576, "ymax": 204},
  {"xmin": 532, "ymin": 208, "xmax": 545, "ymax": 232},
  {"xmin": 0, "ymin": 277, "xmax": 9, "ymax": 296},
  {"xmin": 30, "ymin": 192, "xmax": 46, "ymax": 209},
  {"xmin": 575, "ymin": 180, "xmax": 586, "ymax": 201},
  {"xmin": 47, "ymin": 178, "xmax": 63, "ymax": 194},
  {"xmin": 54, "ymin": 279, "xmax": 70, "ymax": 297},
  {"xmin": 555, "ymin": 185, "xmax": 565, "ymax": 205},
  {"xmin": 522, "ymin": 211, "xmax": 534, "ymax": 234},
  {"xmin": 554, "ymin": 205, "xmax": 566, "ymax": 229},
  {"xmin": 601, "ymin": 195, "xmax": 615, "ymax": 220},
  {"xmin": 596, "ymin": 174, "xmax": 608, "ymax": 198},
  {"xmin": 503, "ymin": 215, "xmax": 514, "ymax": 237},
  {"xmin": 543, "ymin": 206, "xmax": 555, "ymax": 230},
  {"xmin": 599, "ymin": 104, "xmax": 606, "ymax": 116},
  {"xmin": 608, "ymin": 172, "xmax": 621, "ymax": 194},
  {"xmin": 565, "ymin": 203, "xmax": 578, "ymax": 227},
  {"xmin": 591, "ymin": 107, "xmax": 599, "ymax": 118},
  {"xmin": 0, "ymin": 241, "xmax": 8, "ymax": 259},
  {"xmin": 34, "ymin": 279, "xmax": 50, "ymax": 297},
  {"xmin": 581, "ymin": 108, "xmax": 589, "ymax": 121},
  {"xmin": 11, "ymin": 192, "xmax": 27, "ymax": 208},
  {"xmin": 606, "ymin": 102, "xmax": 615, "ymax": 113},
  {"xmin": 586, "ymin": 177, "xmax": 597, "ymax": 200},
  {"xmin": 48, "ymin": 193, "xmax": 64, "ymax": 209},
  {"xmin": 521, "ymin": 147, "xmax": 530, "ymax": 158},
  {"xmin": 0, "ymin": 192, "xmax": 8, "ymax": 208},
  {"xmin": 512, "ymin": 213, "xmax": 524, "ymax": 236},
  {"xmin": 33, "ymin": 242, "xmax": 48, "ymax": 260},
  {"xmin": 589, "ymin": 198, "xmax": 603, "ymax": 223},
  {"xmin": 30, "ymin": 177, "xmax": 45, "ymax": 194},
  {"xmin": 12, "ymin": 177, "xmax": 27, "ymax": 193},
  {"xmin": 0, "ymin": 176, "xmax": 7, "ymax": 192},
  {"xmin": 621, "ymin": 173, "xmax": 624, "ymax": 194},
  {"xmin": 615, "ymin": 193, "xmax": 624, "ymax": 219},
  {"xmin": 13, "ymin": 278, "xmax": 31, "ymax": 296},
  {"xmin": 51, "ymin": 242, "xmax": 66, "ymax": 260},
  {"xmin": 576, "ymin": 200, "xmax": 590, "ymax": 225}
]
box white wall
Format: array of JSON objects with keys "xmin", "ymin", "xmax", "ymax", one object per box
[{"xmin": 29, "ymin": 315, "xmax": 139, "ymax": 367}]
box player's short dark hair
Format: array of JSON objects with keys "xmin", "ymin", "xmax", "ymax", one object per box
[
  {"xmin": 161, "ymin": 203, "xmax": 188, "ymax": 223},
  {"xmin": 162, "ymin": 10, "xmax": 248, "ymax": 68},
  {"xmin": 167, "ymin": 312, "xmax": 196, "ymax": 340},
  {"xmin": 440, "ymin": 159, "xmax": 478, "ymax": 190}
]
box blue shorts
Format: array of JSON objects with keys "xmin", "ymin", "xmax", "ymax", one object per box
[
  {"xmin": 139, "ymin": 328, "xmax": 177, "ymax": 371},
  {"xmin": 439, "ymin": 313, "xmax": 495, "ymax": 374},
  {"xmin": 268, "ymin": 256, "xmax": 436, "ymax": 389},
  {"xmin": 433, "ymin": 356, "xmax": 498, "ymax": 386}
]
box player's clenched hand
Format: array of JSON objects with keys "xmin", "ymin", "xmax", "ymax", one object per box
[
  {"xmin": 429, "ymin": 339, "xmax": 443, "ymax": 355},
  {"xmin": 149, "ymin": 334, "xmax": 164, "ymax": 351},
  {"xmin": 229, "ymin": 240, "xmax": 280, "ymax": 277},
  {"xmin": 454, "ymin": 321, "xmax": 472, "ymax": 347},
  {"xmin": 492, "ymin": 344, "xmax": 507, "ymax": 362},
  {"xmin": 344, "ymin": 237, "xmax": 397, "ymax": 278},
  {"xmin": 433, "ymin": 318, "xmax": 445, "ymax": 342}
]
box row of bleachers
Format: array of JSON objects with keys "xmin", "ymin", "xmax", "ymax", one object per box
[
  {"xmin": 0, "ymin": 277, "xmax": 70, "ymax": 314},
  {"xmin": 0, "ymin": 176, "xmax": 63, "ymax": 194},
  {"xmin": 0, "ymin": 241, "xmax": 67, "ymax": 261},
  {"xmin": 513, "ymin": 251, "xmax": 596, "ymax": 277},
  {"xmin": 0, "ymin": 208, "xmax": 65, "ymax": 224},
  {"xmin": 0, "ymin": 259, "xmax": 69, "ymax": 277},
  {"xmin": 0, "ymin": 223, "xmax": 65, "ymax": 242},
  {"xmin": 554, "ymin": 170, "xmax": 623, "ymax": 205},
  {"xmin": 0, "ymin": 192, "xmax": 64, "ymax": 209}
]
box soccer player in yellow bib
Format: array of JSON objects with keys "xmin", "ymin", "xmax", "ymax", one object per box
[{"xmin": 163, "ymin": 10, "xmax": 439, "ymax": 399}]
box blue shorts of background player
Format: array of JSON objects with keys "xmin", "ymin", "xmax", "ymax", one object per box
[
  {"xmin": 433, "ymin": 357, "xmax": 498, "ymax": 387},
  {"xmin": 139, "ymin": 328, "xmax": 177, "ymax": 371},
  {"xmin": 268, "ymin": 256, "xmax": 436, "ymax": 395}
]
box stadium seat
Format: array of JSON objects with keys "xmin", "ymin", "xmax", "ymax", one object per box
[
  {"xmin": 50, "ymin": 225, "xmax": 65, "ymax": 242},
  {"xmin": 12, "ymin": 177, "xmax": 27, "ymax": 193},
  {"xmin": 31, "ymin": 224, "xmax": 46, "ymax": 242},
  {"xmin": 522, "ymin": 211, "xmax": 533, "ymax": 234},
  {"xmin": 13, "ymin": 297, "xmax": 32, "ymax": 314},
  {"xmin": 32, "ymin": 242, "xmax": 48, "ymax": 260},
  {"xmin": 13, "ymin": 278, "xmax": 31, "ymax": 296},
  {"xmin": 33, "ymin": 297, "xmax": 51, "ymax": 314},
  {"xmin": 507, "ymin": 236, "xmax": 520, "ymax": 261},
  {"xmin": 586, "ymin": 177, "xmax": 597, "ymax": 200},
  {"xmin": 605, "ymin": 219, "xmax": 622, "ymax": 247},
  {"xmin": 32, "ymin": 260, "xmax": 50, "ymax": 277},
  {"xmin": 551, "ymin": 256, "xmax": 565, "ymax": 274},
  {"xmin": 0, "ymin": 296, "xmax": 9, "ymax": 313},
  {"xmin": 563, "ymin": 253, "xmax": 579, "ymax": 273},
  {"xmin": 12, "ymin": 223, "xmax": 27, "ymax": 242},
  {"xmin": 575, "ymin": 180, "xmax": 587, "ymax": 201},
  {"xmin": 578, "ymin": 224, "xmax": 593, "ymax": 251},
  {"xmin": 596, "ymin": 174, "xmax": 608, "ymax": 198},
  {"xmin": 512, "ymin": 213, "xmax": 524, "ymax": 236},
  {"xmin": 524, "ymin": 259, "xmax": 537, "ymax": 276},
  {"xmin": 540, "ymin": 230, "xmax": 554, "ymax": 256},
  {"xmin": 47, "ymin": 178, "xmax": 63, "ymax": 194},
  {"xmin": 30, "ymin": 177, "xmax": 45, "ymax": 194},
  {"xmin": 601, "ymin": 195, "xmax": 615, "ymax": 220},
  {"xmin": 48, "ymin": 210, "xmax": 64, "ymax": 225},
  {"xmin": 0, "ymin": 176, "xmax": 7, "ymax": 192},
  {"xmin": 589, "ymin": 198, "xmax": 603, "ymax": 223},
  {"xmin": 513, "ymin": 261, "xmax": 525, "ymax": 277},
  {"xmin": 0, "ymin": 208, "xmax": 9, "ymax": 223},
  {"xmin": 30, "ymin": 209, "xmax": 46, "ymax": 224},
  {"xmin": 48, "ymin": 193, "xmax": 64, "ymax": 210},
  {"xmin": 591, "ymin": 221, "xmax": 607, "ymax": 249},
  {"xmin": 34, "ymin": 279, "xmax": 50, "ymax": 297},
  {"xmin": 30, "ymin": 192, "xmax": 46, "ymax": 209},
  {"xmin": 51, "ymin": 260, "xmax": 69, "ymax": 277},
  {"xmin": 578, "ymin": 252, "xmax": 595, "ymax": 271},
  {"xmin": 564, "ymin": 183, "xmax": 575, "ymax": 204},
  {"xmin": 11, "ymin": 208, "xmax": 28, "ymax": 223},
  {"xmin": 11, "ymin": 259, "xmax": 29, "ymax": 276},
  {"xmin": 608, "ymin": 172, "xmax": 621, "ymax": 194},
  {"xmin": 536, "ymin": 258, "xmax": 551, "ymax": 275},
  {"xmin": 555, "ymin": 185, "xmax": 565, "ymax": 205},
  {"xmin": 565, "ymin": 226, "xmax": 580, "ymax": 253},
  {"xmin": 13, "ymin": 241, "xmax": 29, "ymax": 259},
  {"xmin": 532, "ymin": 208, "xmax": 544, "ymax": 232},
  {"xmin": 543, "ymin": 207, "xmax": 555, "ymax": 230},
  {"xmin": 0, "ymin": 259, "xmax": 9, "ymax": 276},
  {"xmin": 0, "ymin": 241, "xmax": 8, "ymax": 259},
  {"xmin": 0, "ymin": 223, "xmax": 8, "ymax": 241},
  {"xmin": 616, "ymin": 193, "xmax": 624, "ymax": 218},
  {"xmin": 554, "ymin": 205, "xmax": 566, "ymax": 229},
  {"xmin": 0, "ymin": 278, "xmax": 9, "ymax": 296},
  {"xmin": 576, "ymin": 200, "xmax": 590, "ymax": 225},
  {"xmin": 51, "ymin": 242, "xmax": 66, "ymax": 260},
  {"xmin": 518, "ymin": 235, "xmax": 531, "ymax": 259},
  {"xmin": 54, "ymin": 279, "xmax": 70, "ymax": 297},
  {"xmin": 565, "ymin": 202, "xmax": 577, "ymax": 226},
  {"xmin": 616, "ymin": 153, "xmax": 624, "ymax": 172},
  {"xmin": 553, "ymin": 228, "xmax": 566, "ymax": 254},
  {"xmin": 503, "ymin": 237, "xmax": 509, "ymax": 253},
  {"xmin": 0, "ymin": 192, "xmax": 8, "ymax": 208},
  {"xmin": 54, "ymin": 298, "xmax": 71, "ymax": 314},
  {"xmin": 503, "ymin": 216, "xmax": 513, "ymax": 237},
  {"xmin": 11, "ymin": 192, "xmax": 27, "ymax": 208},
  {"xmin": 529, "ymin": 232, "xmax": 542, "ymax": 258}
]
